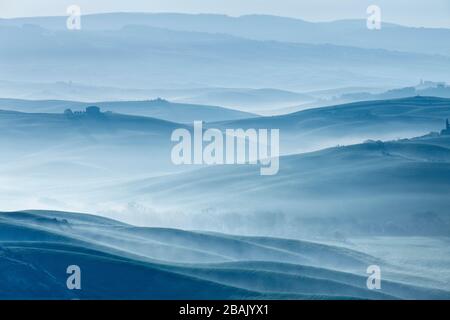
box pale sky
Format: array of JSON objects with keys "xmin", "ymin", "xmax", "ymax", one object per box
[{"xmin": 1, "ymin": 0, "xmax": 450, "ymax": 28}]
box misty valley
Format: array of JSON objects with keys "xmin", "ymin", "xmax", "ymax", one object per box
[{"xmin": 0, "ymin": 8, "xmax": 450, "ymax": 301}]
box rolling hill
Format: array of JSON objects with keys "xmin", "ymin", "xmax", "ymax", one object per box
[
  {"xmin": 1, "ymin": 210, "xmax": 448, "ymax": 299},
  {"xmin": 0, "ymin": 108, "xmax": 187, "ymax": 212},
  {"xmin": 2, "ymin": 11, "xmax": 450, "ymax": 301},
  {"xmin": 0, "ymin": 81, "xmax": 312, "ymax": 113},
  {"xmin": 111, "ymin": 133, "xmax": 450, "ymax": 237},
  {"xmin": 1, "ymin": 96, "xmax": 449, "ymax": 214},
  {"xmin": 0, "ymin": 98, "xmax": 256, "ymax": 123},
  {"xmin": 1, "ymin": 22, "xmax": 449, "ymax": 92},
  {"xmin": 212, "ymin": 96, "xmax": 450, "ymax": 153}
]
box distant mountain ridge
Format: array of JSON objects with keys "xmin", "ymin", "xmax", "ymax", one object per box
[
  {"xmin": 212, "ymin": 96, "xmax": 450, "ymax": 153},
  {"xmin": 1, "ymin": 13, "xmax": 449, "ymax": 56},
  {"xmin": 1, "ymin": 17, "xmax": 450, "ymax": 91}
]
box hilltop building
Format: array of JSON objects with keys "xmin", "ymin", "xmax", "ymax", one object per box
[
  {"xmin": 86, "ymin": 106, "xmax": 101, "ymax": 115},
  {"xmin": 441, "ymin": 119, "xmax": 450, "ymax": 136},
  {"xmin": 149, "ymin": 97, "xmax": 170, "ymax": 105},
  {"xmin": 64, "ymin": 106, "xmax": 103, "ymax": 117},
  {"xmin": 417, "ymin": 80, "xmax": 446, "ymax": 90}
]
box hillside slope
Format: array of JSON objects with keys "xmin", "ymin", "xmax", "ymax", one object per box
[
  {"xmin": 1, "ymin": 210, "xmax": 448, "ymax": 299},
  {"xmin": 115, "ymin": 134, "xmax": 450, "ymax": 237},
  {"xmin": 213, "ymin": 96, "xmax": 450, "ymax": 153},
  {"xmin": 0, "ymin": 98, "xmax": 256, "ymax": 123}
]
